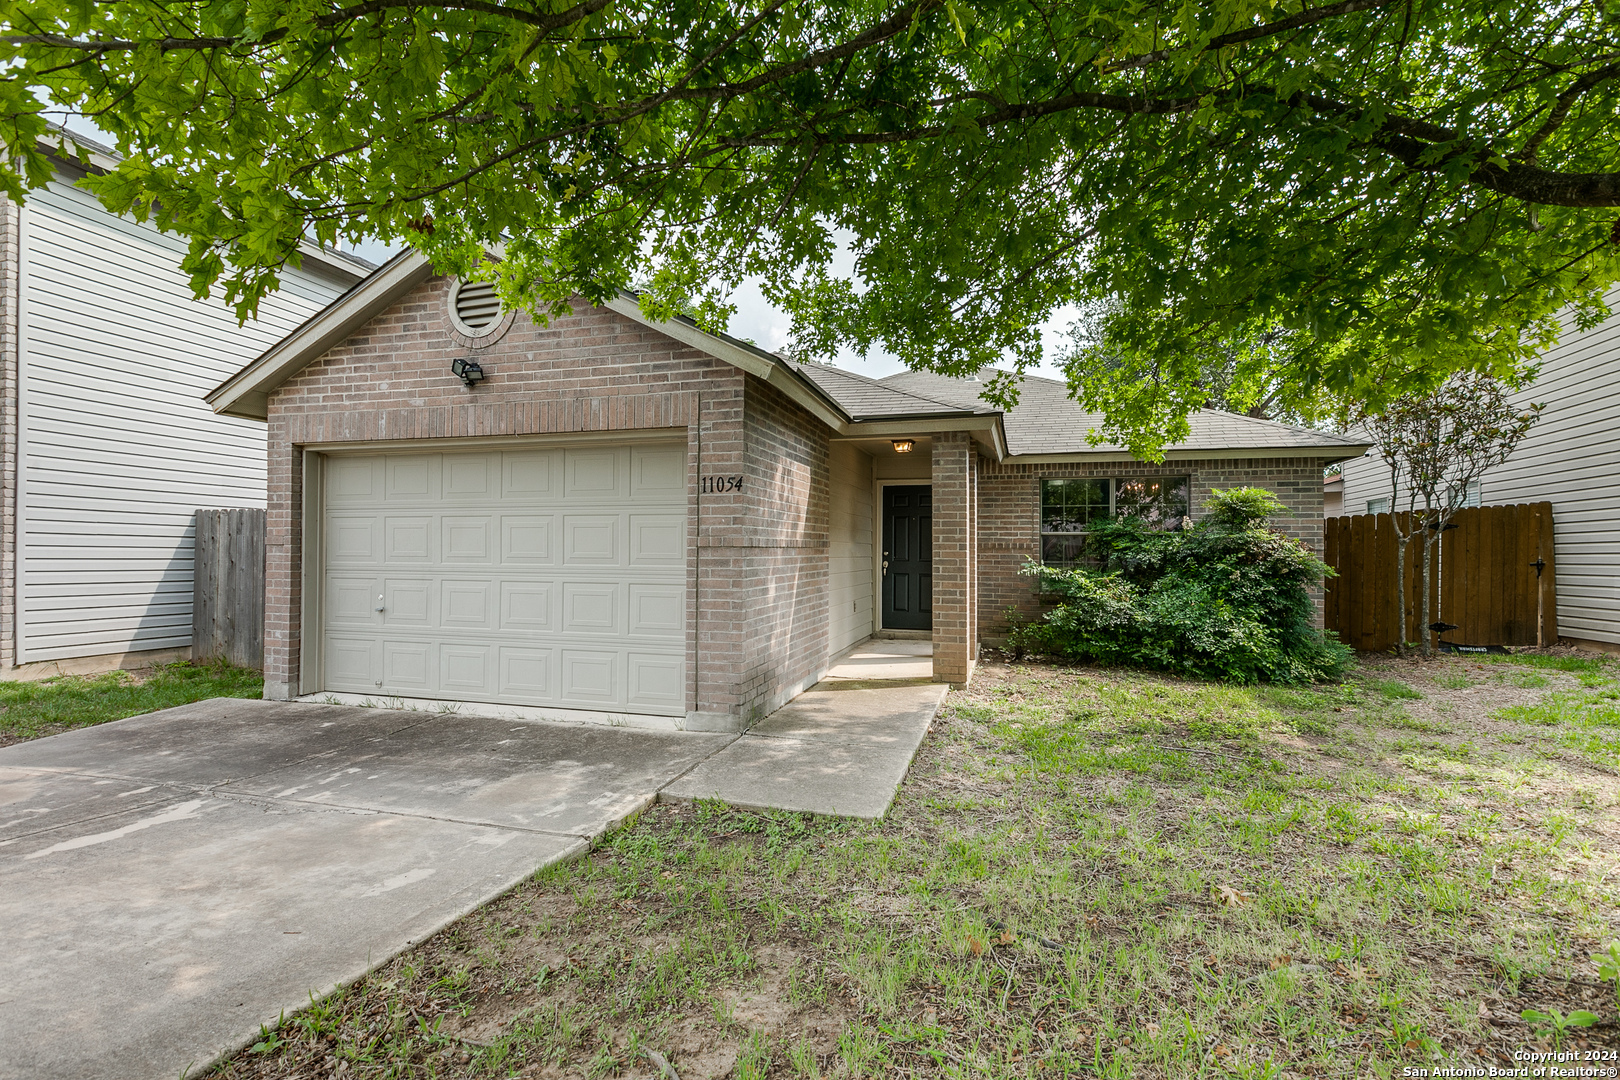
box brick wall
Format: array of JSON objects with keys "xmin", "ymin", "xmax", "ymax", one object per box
[
  {"xmin": 264, "ymin": 274, "xmax": 836, "ymax": 724},
  {"xmin": 979, "ymin": 455, "xmax": 1333, "ymax": 645},
  {"xmin": 932, "ymin": 432, "xmax": 978, "ymax": 684},
  {"xmin": 736, "ymin": 376, "xmax": 831, "ymax": 719}
]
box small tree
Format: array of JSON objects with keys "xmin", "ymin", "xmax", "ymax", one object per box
[{"xmin": 1360, "ymin": 374, "xmax": 1542, "ymax": 656}]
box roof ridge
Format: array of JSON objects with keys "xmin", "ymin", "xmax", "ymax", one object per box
[
  {"xmin": 803, "ymin": 361, "xmax": 988, "ymax": 416},
  {"xmin": 886, "ymin": 367, "xmax": 1364, "ymax": 444}
]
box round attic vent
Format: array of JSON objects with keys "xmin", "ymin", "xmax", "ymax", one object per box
[{"xmin": 450, "ymin": 278, "xmax": 502, "ymax": 337}]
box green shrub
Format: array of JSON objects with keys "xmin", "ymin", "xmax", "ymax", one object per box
[{"xmin": 1010, "ymin": 487, "xmax": 1353, "ymax": 684}]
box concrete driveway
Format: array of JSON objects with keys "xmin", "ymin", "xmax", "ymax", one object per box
[{"xmin": 0, "ymin": 699, "xmax": 732, "ymax": 1080}]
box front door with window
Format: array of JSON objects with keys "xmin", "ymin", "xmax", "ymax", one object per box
[{"xmin": 881, "ymin": 485, "xmax": 932, "ymax": 630}]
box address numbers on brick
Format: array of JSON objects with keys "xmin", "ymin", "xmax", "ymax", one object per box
[{"xmin": 700, "ymin": 475, "xmax": 744, "ymax": 493}]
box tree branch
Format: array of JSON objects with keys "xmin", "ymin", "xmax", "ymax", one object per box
[
  {"xmin": 1102, "ymin": 0, "xmax": 1401, "ymax": 73},
  {"xmin": 2, "ymin": 0, "xmax": 614, "ymax": 51}
]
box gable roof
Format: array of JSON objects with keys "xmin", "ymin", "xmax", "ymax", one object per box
[
  {"xmin": 875, "ymin": 369, "xmax": 1371, "ymax": 461},
  {"xmin": 204, "ymin": 250, "xmax": 858, "ymax": 433},
  {"xmin": 793, "ymin": 361, "xmax": 995, "ymax": 420}
]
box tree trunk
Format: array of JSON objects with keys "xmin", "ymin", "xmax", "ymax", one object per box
[
  {"xmin": 1419, "ymin": 516, "xmax": 1434, "ymax": 657},
  {"xmin": 1393, "ymin": 523, "xmax": 1408, "ymax": 657}
]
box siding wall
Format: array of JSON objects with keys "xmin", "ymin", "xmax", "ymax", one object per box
[
  {"xmin": 12, "ymin": 178, "xmax": 352, "ymax": 665},
  {"xmin": 827, "ymin": 442, "xmax": 875, "ymax": 654},
  {"xmin": 1339, "ymin": 289, "xmax": 1620, "ymax": 646}
]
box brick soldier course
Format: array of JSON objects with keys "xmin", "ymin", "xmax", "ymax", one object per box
[{"xmin": 209, "ymin": 250, "xmax": 1370, "ymax": 730}]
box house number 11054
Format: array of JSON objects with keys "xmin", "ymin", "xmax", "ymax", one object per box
[{"xmin": 701, "ymin": 475, "xmax": 744, "ymax": 493}]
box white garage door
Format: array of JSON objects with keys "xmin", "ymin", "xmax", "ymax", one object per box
[{"xmin": 320, "ymin": 442, "xmax": 688, "ymax": 715}]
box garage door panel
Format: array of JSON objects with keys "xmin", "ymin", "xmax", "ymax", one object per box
[
  {"xmin": 441, "ymin": 644, "xmax": 493, "ymax": 694},
  {"xmin": 329, "ymin": 457, "xmax": 381, "ymax": 503},
  {"xmin": 443, "ymin": 453, "xmax": 495, "ymax": 500},
  {"xmin": 328, "ymin": 577, "xmax": 381, "ymax": 624},
  {"xmin": 442, "ymin": 516, "xmax": 494, "ymax": 562},
  {"xmin": 326, "ymin": 635, "xmax": 379, "ymax": 687},
  {"xmin": 383, "ymin": 579, "xmax": 431, "ymax": 626},
  {"xmin": 563, "ymin": 516, "xmax": 619, "ymax": 564},
  {"xmin": 628, "ymin": 655, "xmax": 684, "ymax": 710},
  {"xmin": 328, "ymin": 516, "xmax": 381, "ymax": 565},
  {"xmin": 441, "ymin": 580, "xmax": 495, "ymax": 629},
  {"xmin": 385, "ymin": 455, "xmax": 437, "ymax": 500},
  {"xmin": 323, "ymin": 442, "xmax": 687, "ymax": 716},
  {"xmin": 500, "ymin": 516, "xmax": 555, "ymax": 564},
  {"xmin": 500, "ymin": 581, "xmax": 555, "ymax": 631},
  {"xmin": 384, "ymin": 516, "xmax": 434, "ymax": 562},
  {"xmin": 632, "ymin": 445, "xmax": 685, "ymax": 497},
  {"xmin": 498, "ymin": 647, "xmax": 554, "ymax": 698},
  {"xmin": 563, "ymin": 582, "xmax": 621, "ymax": 635},
  {"xmin": 629, "ymin": 515, "xmax": 684, "ymax": 565},
  {"xmin": 561, "ymin": 649, "xmax": 619, "ymax": 704},
  {"xmin": 566, "ymin": 449, "xmax": 621, "ymax": 498},
  {"xmin": 628, "ymin": 584, "xmax": 683, "ymax": 637},
  {"xmin": 383, "ymin": 641, "xmax": 433, "ymax": 690},
  {"xmin": 502, "ymin": 449, "xmax": 560, "ymax": 498}
]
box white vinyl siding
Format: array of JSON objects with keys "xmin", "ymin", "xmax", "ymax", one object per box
[
  {"xmin": 828, "ymin": 443, "xmax": 875, "ymax": 653},
  {"xmin": 1339, "ymin": 286, "xmax": 1620, "ymax": 645},
  {"xmin": 318, "ymin": 443, "xmax": 688, "ymax": 715},
  {"xmin": 17, "ymin": 179, "xmax": 349, "ymax": 663}
]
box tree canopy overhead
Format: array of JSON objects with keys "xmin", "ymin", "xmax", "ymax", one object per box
[{"xmin": 3, "ymin": 0, "xmax": 1617, "ymax": 454}]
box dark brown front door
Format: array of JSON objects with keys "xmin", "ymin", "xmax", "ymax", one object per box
[{"xmin": 882, "ymin": 485, "xmax": 932, "ymax": 630}]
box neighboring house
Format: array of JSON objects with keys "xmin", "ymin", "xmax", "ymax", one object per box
[
  {"xmin": 1324, "ymin": 473, "xmax": 1344, "ymax": 516},
  {"xmin": 1338, "ymin": 288, "xmax": 1620, "ymax": 653},
  {"xmin": 206, "ymin": 250, "xmax": 1370, "ymax": 729},
  {"xmin": 0, "ymin": 133, "xmax": 369, "ymax": 677}
]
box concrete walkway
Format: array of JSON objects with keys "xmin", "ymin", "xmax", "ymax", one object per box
[{"xmin": 662, "ymin": 640, "xmax": 946, "ymax": 818}]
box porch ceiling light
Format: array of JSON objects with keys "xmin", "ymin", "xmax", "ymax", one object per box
[
  {"xmin": 450, "ymin": 357, "xmax": 486, "ymax": 387},
  {"xmin": 892, "ymin": 439, "xmax": 915, "ymax": 454}
]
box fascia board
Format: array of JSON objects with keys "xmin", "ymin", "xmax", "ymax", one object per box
[
  {"xmin": 601, "ymin": 295, "xmax": 775, "ymax": 379},
  {"xmin": 206, "ymin": 251, "xmax": 435, "ymax": 419},
  {"xmin": 600, "ymin": 295, "xmax": 855, "ymax": 430},
  {"xmin": 1006, "ymin": 443, "xmax": 1375, "ymax": 465}
]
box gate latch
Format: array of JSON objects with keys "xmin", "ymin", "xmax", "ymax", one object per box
[
  {"xmin": 1429, "ymin": 621, "xmax": 1458, "ymax": 634},
  {"xmin": 1530, "ymin": 558, "xmax": 1546, "ymax": 578}
]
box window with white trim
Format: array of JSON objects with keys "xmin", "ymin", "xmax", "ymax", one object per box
[{"xmin": 1040, "ymin": 476, "xmax": 1191, "ymax": 566}]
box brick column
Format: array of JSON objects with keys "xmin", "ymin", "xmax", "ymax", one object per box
[{"xmin": 932, "ymin": 432, "xmax": 977, "ymax": 686}]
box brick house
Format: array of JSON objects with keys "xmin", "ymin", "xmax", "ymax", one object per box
[{"xmin": 208, "ymin": 251, "xmax": 1370, "ymax": 731}]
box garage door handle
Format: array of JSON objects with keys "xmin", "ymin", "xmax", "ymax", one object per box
[{"xmin": 376, "ymin": 594, "xmax": 385, "ymax": 613}]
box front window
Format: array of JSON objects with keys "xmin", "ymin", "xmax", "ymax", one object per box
[{"xmin": 1040, "ymin": 476, "xmax": 1191, "ymax": 565}]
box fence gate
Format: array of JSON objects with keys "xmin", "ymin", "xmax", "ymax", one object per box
[
  {"xmin": 192, "ymin": 508, "xmax": 267, "ymax": 667},
  {"xmin": 1323, "ymin": 502, "xmax": 1557, "ymax": 653}
]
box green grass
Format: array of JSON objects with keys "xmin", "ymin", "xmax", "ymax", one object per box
[
  {"xmin": 1364, "ymin": 677, "xmax": 1423, "ymax": 701},
  {"xmin": 210, "ymin": 655, "xmax": 1620, "ymax": 1080},
  {"xmin": 1495, "ymin": 685, "xmax": 1620, "ymax": 771},
  {"xmin": 1481, "ymin": 652, "xmax": 1616, "ymax": 688},
  {"xmin": 0, "ymin": 660, "xmax": 263, "ymax": 743}
]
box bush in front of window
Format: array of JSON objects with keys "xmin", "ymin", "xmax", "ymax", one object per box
[{"xmin": 1011, "ymin": 488, "xmax": 1353, "ymax": 684}]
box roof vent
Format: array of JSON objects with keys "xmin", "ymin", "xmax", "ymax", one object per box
[{"xmin": 450, "ymin": 279, "xmax": 502, "ymax": 336}]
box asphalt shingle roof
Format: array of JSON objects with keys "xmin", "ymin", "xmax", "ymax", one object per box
[
  {"xmin": 793, "ymin": 361, "xmax": 995, "ymax": 420},
  {"xmin": 860, "ymin": 368, "xmax": 1368, "ymax": 456}
]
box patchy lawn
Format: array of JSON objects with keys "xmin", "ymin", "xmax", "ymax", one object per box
[
  {"xmin": 212, "ymin": 650, "xmax": 1620, "ymax": 1079},
  {"xmin": 0, "ymin": 660, "xmax": 263, "ymax": 746}
]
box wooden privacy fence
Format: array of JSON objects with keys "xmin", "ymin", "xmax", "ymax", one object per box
[
  {"xmin": 1323, "ymin": 502, "xmax": 1557, "ymax": 653},
  {"xmin": 193, "ymin": 508, "xmax": 267, "ymax": 668}
]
